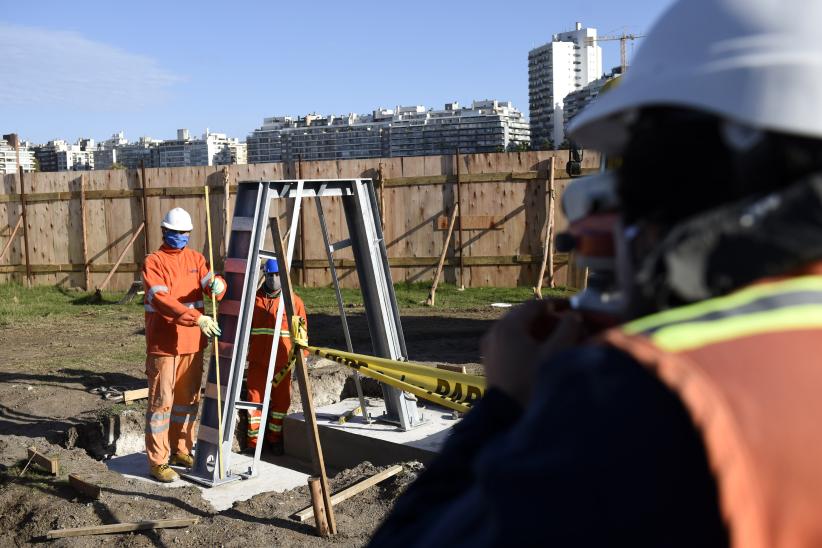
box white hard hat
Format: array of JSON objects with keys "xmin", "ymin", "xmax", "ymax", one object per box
[
  {"xmin": 568, "ymin": 0, "xmax": 822, "ymax": 153},
  {"xmin": 161, "ymin": 207, "xmax": 193, "ymax": 231}
]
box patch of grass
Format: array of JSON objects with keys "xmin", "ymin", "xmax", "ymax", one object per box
[
  {"xmin": 299, "ymin": 281, "xmax": 574, "ymax": 311},
  {"xmin": 0, "ymin": 283, "xmax": 142, "ymax": 326},
  {"xmin": 0, "ymin": 281, "xmax": 576, "ymax": 326},
  {"xmin": 2, "ymin": 459, "xmax": 62, "ymax": 491}
]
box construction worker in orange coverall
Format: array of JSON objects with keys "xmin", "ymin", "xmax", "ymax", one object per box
[
  {"xmin": 245, "ymin": 258, "xmax": 308, "ymax": 455},
  {"xmin": 142, "ymin": 207, "xmax": 226, "ymax": 483}
]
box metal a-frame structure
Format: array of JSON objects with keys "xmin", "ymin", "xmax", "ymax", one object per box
[{"xmin": 185, "ymin": 178, "xmax": 423, "ymax": 486}]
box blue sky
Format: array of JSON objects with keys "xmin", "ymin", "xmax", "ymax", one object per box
[{"xmin": 1, "ymin": 0, "xmax": 675, "ymax": 144}]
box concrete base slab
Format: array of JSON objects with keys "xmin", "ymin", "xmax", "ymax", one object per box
[
  {"xmin": 284, "ymin": 398, "xmax": 457, "ymax": 470},
  {"xmin": 106, "ymin": 451, "xmax": 309, "ymax": 511}
]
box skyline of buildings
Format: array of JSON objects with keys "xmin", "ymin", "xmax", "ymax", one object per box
[{"xmin": 2, "ymin": 22, "xmax": 623, "ymax": 173}]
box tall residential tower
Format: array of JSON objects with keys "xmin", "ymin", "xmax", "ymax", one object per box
[{"xmin": 528, "ymin": 22, "xmax": 602, "ymax": 148}]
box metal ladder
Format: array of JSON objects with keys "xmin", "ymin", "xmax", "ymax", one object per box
[{"xmin": 185, "ymin": 178, "xmax": 423, "ymax": 487}]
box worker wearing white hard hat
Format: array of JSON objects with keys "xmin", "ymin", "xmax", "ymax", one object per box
[
  {"xmin": 372, "ymin": 1, "xmax": 822, "ymax": 547},
  {"xmin": 141, "ymin": 207, "xmax": 227, "ymax": 482}
]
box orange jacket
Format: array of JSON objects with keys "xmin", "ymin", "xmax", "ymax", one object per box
[
  {"xmin": 142, "ymin": 245, "xmax": 225, "ymax": 356},
  {"xmin": 604, "ymin": 273, "xmax": 822, "ymax": 548},
  {"xmin": 247, "ymin": 288, "xmax": 307, "ymax": 366}
]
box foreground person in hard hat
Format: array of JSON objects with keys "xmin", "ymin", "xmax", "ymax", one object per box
[
  {"xmin": 142, "ymin": 207, "xmax": 226, "ymax": 482},
  {"xmin": 245, "ymin": 258, "xmax": 307, "ymax": 455},
  {"xmin": 371, "ymin": 0, "xmax": 822, "ymax": 546}
]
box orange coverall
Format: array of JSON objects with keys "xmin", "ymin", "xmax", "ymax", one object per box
[
  {"xmin": 142, "ymin": 244, "xmax": 225, "ymax": 466},
  {"xmin": 245, "ymin": 288, "xmax": 307, "ymax": 447}
]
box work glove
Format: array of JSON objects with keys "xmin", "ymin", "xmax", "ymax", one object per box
[
  {"xmin": 197, "ymin": 315, "xmax": 222, "ymax": 337},
  {"xmin": 209, "ymin": 277, "xmax": 226, "ymax": 296}
]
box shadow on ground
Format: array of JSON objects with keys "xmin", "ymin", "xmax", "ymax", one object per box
[{"xmin": 308, "ymin": 312, "xmax": 497, "ymax": 363}]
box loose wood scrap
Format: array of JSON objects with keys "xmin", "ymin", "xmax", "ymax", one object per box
[
  {"xmin": 45, "ymin": 518, "xmax": 199, "ymax": 539},
  {"xmin": 292, "ymin": 465, "xmax": 404, "ymax": 522},
  {"xmin": 68, "ymin": 474, "xmax": 101, "ymax": 500},
  {"xmin": 272, "ymin": 220, "xmax": 337, "ymax": 536},
  {"xmin": 113, "ymin": 387, "xmax": 149, "ymax": 404},
  {"xmin": 26, "ymin": 447, "xmax": 59, "ymax": 475}
]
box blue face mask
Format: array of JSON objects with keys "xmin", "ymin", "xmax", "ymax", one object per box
[{"xmin": 163, "ymin": 232, "xmax": 189, "ymax": 249}]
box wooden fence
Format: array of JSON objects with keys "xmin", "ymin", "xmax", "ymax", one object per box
[{"xmin": 0, "ymin": 150, "xmax": 599, "ymax": 291}]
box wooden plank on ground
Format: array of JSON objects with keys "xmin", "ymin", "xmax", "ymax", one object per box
[
  {"xmin": 436, "ymin": 363, "xmax": 467, "ymax": 374},
  {"xmin": 68, "ymin": 473, "xmax": 101, "ymax": 499},
  {"xmin": 27, "ymin": 447, "xmax": 59, "ymax": 475},
  {"xmin": 292, "ymin": 465, "xmax": 404, "ymax": 522},
  {"xmin": 45, "ymin": 518, "xmax": 199, "ymax": 539},
  {"xmin": 117, "ymin": 387, "xmax": 149, "ymax": 403}
]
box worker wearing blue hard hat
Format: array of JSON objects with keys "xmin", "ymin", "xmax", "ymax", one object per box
[{"xmin": 244, "ymin": 257, "xmax": 307, "ymax": 455}]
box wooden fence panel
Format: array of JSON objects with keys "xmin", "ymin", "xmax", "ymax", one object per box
[{"xmin": 0, "ymin": 151, "xmax": 597, "ymax": 290}]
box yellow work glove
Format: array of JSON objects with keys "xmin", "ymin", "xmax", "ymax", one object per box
[{"xmin": 197, "ymin": 315, "xmax": 221, "ymax": 337}]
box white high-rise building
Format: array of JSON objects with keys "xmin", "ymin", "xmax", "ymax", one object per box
[{"xmin": 528, "ymin": 22, "xmax": 602, "ymax": 148}]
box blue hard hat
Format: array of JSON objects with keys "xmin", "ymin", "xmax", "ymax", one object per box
[{"xmin": 264, "ymin": 259, "xmax": 279, "ymax": 273}]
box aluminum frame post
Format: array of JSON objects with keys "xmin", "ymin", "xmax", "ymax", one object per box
[{"xmin": 314, "ymin": 197, "xmax": 371, "ymax": 422}]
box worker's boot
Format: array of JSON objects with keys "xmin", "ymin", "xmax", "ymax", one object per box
[
  {"xmin": 150, "ymin": 464, "xmax": 179, "ymax": 483},
  {"xmin": 169, "ymin": 452, "xmax": 194, "ymax": 468}
]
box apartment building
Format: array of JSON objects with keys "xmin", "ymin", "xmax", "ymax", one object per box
[
  {"xmin": 281, "ymin": 110, "xmax": 392, "ymax": 162},
  {"xmin": 246, "ymin": 100, "xmax": 529, "ymax": 162},
  {"xmin": 390, "ymin": 100, "xmax": 530, "ymax": 157},
  {"xmin": 529, "ymin": 22, "xmax": 602, "ymax": 148},
  {"xmin": 153, "ymin": 129, "xmax": 246, "ymax": 167},
  {"xmin": 246, "ymin": 117, "xmax": 291, "ymax": 164}
]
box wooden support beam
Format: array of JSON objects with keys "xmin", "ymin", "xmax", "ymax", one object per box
[
  {"xmin": 18, "ymin": 166, "xmax": 32, "ymax": 286},
  {"xmin": 535, "ymin": 157, "xmax": 557, "ymax": 298},
  {"xmin": 45, "ymin": 518, "xmax": 199, "ymax": 539},
  {"xmin": 138, "ymin": 160, "xmax": 151, "ymax": 256},
  {"xmin": 79, "ymin": 174, "xmax": 91, "ymax": 291},
  {"xmin": 0, "ymin": 254, "xmax": 570, "ymax": 275},
  {"xmin": 308, "ymin": 477, "xmax": 330, "ymax": 537},
  {"xmin": 0, "ymin": 215, "xmax": 22, "ymax": 262},
  {"xmin": 222, "ymin": 167, "xmax": 231, "ymax": 264},
  {"xmin": 0, "ymin": 262, "xmax": 141, "ymax": 274},
  {"xmin": 68, "ymin": 473, "xmax": 101, "ymax": 499},
  {"xmin": 293, "ymin": 465, "xmax": 403, "ymax": 522},
  {"xmin": 272, "ymin": 220, "xmax": 337, "ymax": 536},
  {"xmin": 455, "ymin": 151, "xmax": 465, "ymax": 290},
  {"xmin": 426, "ymin": 204, "xmax": 459, "ymax": 307},
  {"xmin": 377, "ymin": 163, "xmax": 386, "ymax": 233},
  {"xmin": 435, "ymin": 214, "xmax": 500, "ymax": 231},
  {"xmin": 0, "ymin": 166, "xmax": 600, "ymax": 205},
  {"xmin": 27, "ymin": 447, "xmax": 59, "ymax": 475},
  {"xmin": 95, "ymin": 223, "xmax": 145, "ymax": 294}
]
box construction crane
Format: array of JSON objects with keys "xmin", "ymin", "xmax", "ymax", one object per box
[{"xmin": 586, "ymin": 33, "xmax": 646, "ymax": 73}]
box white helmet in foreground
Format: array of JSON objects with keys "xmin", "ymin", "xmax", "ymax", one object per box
[
  {"xmin": 568, "ymin": 0, "xmax": 822, "ymax": 153},
  {"xmin": 161, "ymin": 207, "xmax": 193, "ymax": 232}
]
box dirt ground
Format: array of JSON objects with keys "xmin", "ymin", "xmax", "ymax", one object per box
[{"xmin": 0, "ymin": 305, "xmax": 503, "ymax": 546}]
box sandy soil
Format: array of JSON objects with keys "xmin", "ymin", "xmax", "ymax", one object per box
[{"xmin": 0, "ymin": 306, "xmax": 502, "ymax": 546}]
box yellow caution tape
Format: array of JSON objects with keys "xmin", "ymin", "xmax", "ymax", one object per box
[{"xmin": 270, "ymin": 314, "xmax": 486, "ymax": 413}]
